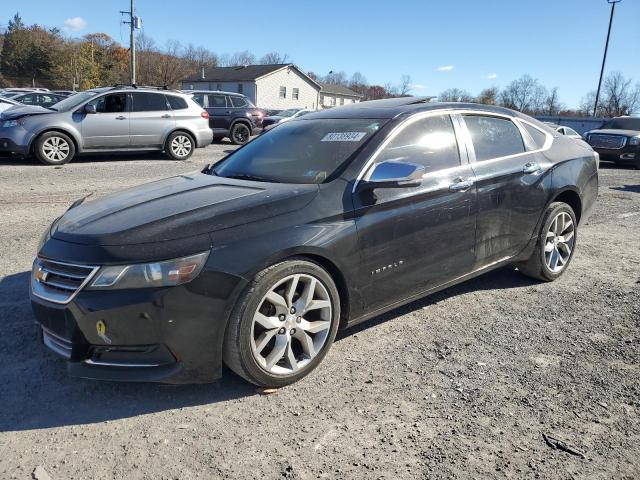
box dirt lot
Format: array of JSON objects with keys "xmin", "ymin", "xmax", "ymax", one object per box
[{"xmin": 0, "ymin": 148, "xmax": 638, "ymax": 480}]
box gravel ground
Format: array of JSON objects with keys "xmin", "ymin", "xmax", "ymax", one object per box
[{"xmin": 0, "ymin": 148, "xmax": 638, "ymax": 480}]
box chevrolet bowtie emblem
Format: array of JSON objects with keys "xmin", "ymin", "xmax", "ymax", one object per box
[{"xmin": 35, "ymin": 267, "xmax": 49, "ymax": 283}]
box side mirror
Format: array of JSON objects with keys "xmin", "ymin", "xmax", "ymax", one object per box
[
  {"xmin": 84, "ymin": 104, "xmax": 97, "ymax": 114},
  {"xmin": 360, "ymin": 160, "xmax": 425, "ymax": 189}
]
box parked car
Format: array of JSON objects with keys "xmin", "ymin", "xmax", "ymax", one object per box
[
  {"xmin": 584, "ymin": 116, "xmax": 640, "ymax": 169},
  {"xmin": 8, "ymin": 91, "xmax": 67, "ymax": 108},
  {"xmin": 51, "ymin": 90, "xmax": 77, "ymax": 97},
  {"xmin": 544, "ymin": 123, "xmax": 582, "ymax": 140},
  {"xmin": 0, "ymin": 85, "xmax": 212, "ymax": 165},
  {"xmin": 185, "ymin": 90, "xmax": 265, "ymax": 145},
  {"xmin": 262, "ymin": 108, "xmax": 312, "ymax": 129},
  {"xmin": 0, "ymin": 96, "xmax": 20, "ymax": 113},
  {"xmin": 31, "ymin": 98, "xmax": 598, "ymax": 386}
]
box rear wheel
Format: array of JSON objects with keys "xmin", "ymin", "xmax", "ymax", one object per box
[
  {"xmin": 164, "ymin": 131, "xmax": 194, "ymax": 160},
  {"xmin": 515, "ymin": 202, "xmax": 577, "ymax": 282},
  {"xmin": 223, "ymin": 259, "xmax": 340, "ymax": 387},
  {"xmin": 34, "ymin": 131, "xmax": 75, "ymax": 165},
  {"xmin": 230, "ymin": 123, "xmax": 251, "ymax": 145}
]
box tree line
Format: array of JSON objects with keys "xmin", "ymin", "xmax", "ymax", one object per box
[
  {"xmin": 437, "ymin": 72, "xmax": 639, "ymax": 118},
  {"xmin": 1, "ymin": 12, "xmax": 637, "ymax": 117}
]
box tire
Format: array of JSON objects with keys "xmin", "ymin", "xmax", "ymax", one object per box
[
  {"xmin": 223, "ymin": 258, "xmax": 341, "ymax": 387},
  {"xmin": 515, "ymin": 202, "xmax": 578, "ymax": 282},
  {"xmin": 229, "ymin": 123, "xmax": 251, "ymax": 145},
  {"xmin": 34, "ymin": 131, "xmax": 75, "ymax": 165},
  {"xmin": 164, "ymin": 131, "xmax": 194, "ymax": 160}
]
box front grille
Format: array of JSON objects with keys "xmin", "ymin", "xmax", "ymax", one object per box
[
  {"xmin": 42, "ymin": 326, "xmax": 73, "ymax": 359},
  {"xmin": 589, "ymin": 134, "xmax": 627, "ymax": 150},
  {"xmin": 31, "ymin": 257, "xmax": 99, "ymax": 304}
]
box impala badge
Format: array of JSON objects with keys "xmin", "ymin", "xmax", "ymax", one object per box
[{"xmin": 371, "ymin": 260, "xmax": 405, "ymax": 276}]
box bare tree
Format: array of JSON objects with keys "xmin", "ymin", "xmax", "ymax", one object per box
[
  {"xmin": 476, "ymin": 86, "xmax": 499, "ymax": 105},
  {"xmin": 600, "ymin": 71, "xmax": 639, "ymax": 116},
  {"xmin": 323, "ymin": 70, "xmax": 348, "ymax": 85},
  {"xmin": 438, "ymin": 87, "xmax": 473, "ymax": 102},
  {"xmin": 542, "ymin": 87, "xmax": 564, "ymax": 115},
  {"xmin": 259, "ymin": 52, "xmax": 289, "ymax": 64},
  {"xmin": 219, "ymin": 50, "xmax": 256, "ymax": 67},
  {"xmin": 398, "ymin": 74, "xmax": 412, "ymax": 96},
  {"xmin": 499, "ymin": 74, "xmax": 546, "ymax": 113},
  {"xmin": 349, "ymin": 71, "xmax": 368, "ymax": 95}
]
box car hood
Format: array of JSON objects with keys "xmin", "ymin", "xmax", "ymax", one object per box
[
  {"xmin": 0, "ymin": 105, "xmax": 53, "ymax": 120},
  {"xmin": 588, "ymin": 129, "xmax": 639, "ymax": 137},
  {"xmin": 52, "ymin": 172, "xmax": 319, "ymax": 246}
]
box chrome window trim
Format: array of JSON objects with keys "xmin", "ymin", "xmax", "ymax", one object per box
[{"xmin": 353, "ymin": 110, "xmax": 464, "ymax": 192}]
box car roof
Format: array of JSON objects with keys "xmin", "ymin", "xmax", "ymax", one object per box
[
  {"xmin": 86, "ymin": 86, "xmax": 191, "ymax": 97},
  {"xmin": 304, "ymin": 97, "xmax": 523, "ymax": 120},
  {"xmin": 183, "ymin": 90, "xmax": 246, "ymax": 97}
]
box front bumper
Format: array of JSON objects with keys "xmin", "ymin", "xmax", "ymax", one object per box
[
  {"xmin": 0, "ymin": 136, "xmax": 29, "ymax": 155},
  {"xmin": 593, "ymin": 145, "xmax": 639, "ymax": 165},
  {"xmin": 31, "ymin": 266, "xmax": 245, "ymax": 384}
]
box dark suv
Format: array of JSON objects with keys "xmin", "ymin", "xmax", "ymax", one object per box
[
  {"xmin": 186, "ymin": 90, "xmax": 266, "ymax": 145},
  {"xmin": 585, "ymin": 116, "xmax": 640, "ymax": 169}
]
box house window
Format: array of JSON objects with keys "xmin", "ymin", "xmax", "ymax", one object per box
[
  {"xmin": 340, "ymin": 98, "xmax": 344, "ymax": 105},
  {"xmin": 238, "ymin": 83, "xmax": 243, "ymax": 94},
  {"xmin": 293, "ymin": 88, "xmax": 299, "ymax": 100},
  {"xmin": 330, "ymin": 97, "xmax": 336, "ymax": 106},
  {"xmin": 279, "ymin": 86, "xmax": 286, "ymax": 99},
  {"xmin": 320, "ymin": 95, "xmax": 325, "ymax": 104},
  {"xmin": 216, "ymin": 83, "xmax": 222, "ymax": 91}
]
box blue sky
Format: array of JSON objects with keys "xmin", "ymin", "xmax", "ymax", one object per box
[{"xmin": 2, "ymin": 0, "xmax": 638, "ymax": 107}]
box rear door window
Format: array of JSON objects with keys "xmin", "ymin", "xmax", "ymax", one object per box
[
  {"xmin": 131, "ymin": 92, "xmax": 168, "ymax": 112},
  {"xmin": 464, "ymin": 115, "xmax": 525, "ymax": 161},
  {"xmin": 208, "ymin": 95, "xmax": 227, "ymax": 108},
  {"xmin": 377, "ymin": 114, "xmax": 460, "ymax": 173}
]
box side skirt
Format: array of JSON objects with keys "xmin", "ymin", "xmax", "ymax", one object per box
[{"xmin": 345, "ymin": 255, "xmax": 515, "ymax": 328}]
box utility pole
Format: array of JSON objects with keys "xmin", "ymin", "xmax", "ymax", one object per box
[
  {"xmin": 120, "ymin": 0, "xmax": 141, "ymax": 85},
  {"xmin": 593, "ymin": 0, "xmax": 621, "ymax": 117}
]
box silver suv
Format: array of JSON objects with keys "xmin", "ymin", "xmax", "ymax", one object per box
[{"xmin": 0, "ymin": 86, "xmax": 213, "ymax": 165}]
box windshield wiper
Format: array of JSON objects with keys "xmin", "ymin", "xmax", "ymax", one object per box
[{"xmin": 221, "ymin": 173, "xmax": 279, "ymax": 183}]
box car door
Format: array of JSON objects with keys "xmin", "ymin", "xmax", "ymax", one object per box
[
  {"xmin": 207, "ymin": 94, "xmax": 231, "ymax": 132},
  {"xmin": 456, "ymin": 113, "xmax": 551, "ymax": 267},
  {"xmin": 80, "ymin": 92, "xmax": 130, "ymax": 149},
  {"xmin": 129, "ymin": 92, "xmax": 174, "ymax": 147},
  {"xmin": 352, "ymin": 113, "xmax": 477, "ymax": 311}
]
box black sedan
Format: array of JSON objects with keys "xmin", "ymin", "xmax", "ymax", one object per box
[{"xmin": 31, "ymin": 98, "xmax": 598, "ymax": 387}]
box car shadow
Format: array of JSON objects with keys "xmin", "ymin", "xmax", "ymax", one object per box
[
  {"xmin": 0, "ymin": 266, "xmax": 534, "ymax": 432},
  {"xmin": 0, "ymin": 271, "xmax": 255, "ymax": 433},
  {"xmin": 610, "ymin": 184, "xmax": 640, "ymax": 194}
]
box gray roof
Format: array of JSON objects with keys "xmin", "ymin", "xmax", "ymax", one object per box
[
  {"xmin": 183, "ymin": 64, "xmax": 320, "ymax": 88},
  {"xmin": 319, "ymin": 83, "xmax": 362, "ymax": 98}
]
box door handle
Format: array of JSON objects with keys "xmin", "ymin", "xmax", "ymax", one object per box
[
  {"xmin": 115, "ymin": 115, "xmax": 126, "ymax": 120},
  {"xmin": 161, "ymin": 114, "xmax": 171, "ymax": 118},
  {"xmin": 449, "ymin": 177, "xmax": 474, "ymax": 192},
  {"xmin": 523, "ymin": 162, "xmax": 542, "ymax": 174}
]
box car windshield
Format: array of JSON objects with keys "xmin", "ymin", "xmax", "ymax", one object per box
[
  {"xmin": 601, "ymin": 117, "xmax": 640, "ymax": 131},
  {"xmin": 212, "ymin": 118, "xmax": 386, "ymax": 184},
  {"xmin": 49, "ymin": 91, "xmax": 99, "ymax": 111},
  {"xmin": 278, "ymin": 109, "xmax": 300, "ymax": 118}
]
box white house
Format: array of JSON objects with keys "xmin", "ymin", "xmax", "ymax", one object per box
[
  {"xmin": 182, "ymin": 64, "xmax": 321, "ymax": 110},
  {"xmin": 318, "ymin": 83, "xmax": 362, "ymax": 108}
]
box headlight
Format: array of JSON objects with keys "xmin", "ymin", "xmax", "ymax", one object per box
[
  {"xmin": 629, "ymin": 135, "xmax": 640, "ymax": 146},
  {"xmin": 88, "ymin": 252, "xmax": 210, "ymax": 290},
  {"xmin": 1, "ymin": 120, "xmax": 18, "ymax": 128}
]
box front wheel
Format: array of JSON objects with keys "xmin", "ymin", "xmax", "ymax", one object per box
[
  {"xmin": 223, "ymin": 259, "xmax": 340, "ymax": 387},
  {"xmin": 229, "ymin": 123, "xmax": 251, "ymax": 145},
  {"xmin": 34, "ymin": 131, "xmax": 75, "ymax": 165},
  {"xmin": 164, "ymin": 131, "xmax": 194, "ymax": 160},
  {"xmin": 515, "ymin": 202, "xmax": 577, "ymax": 282}
]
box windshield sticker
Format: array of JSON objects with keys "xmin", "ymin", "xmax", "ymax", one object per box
[{"xmin": 321, "ymin": 132, "xmax": 367, "ymax": 142}]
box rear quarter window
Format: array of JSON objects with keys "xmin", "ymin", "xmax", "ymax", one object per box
[
  {"xmin": 230, "ymin": 96, "xmax": 248, "ymax": 108},
  {"xmin": 167, "ymin": 95, "xmax": 188, "ymax": 110},
  {"xmin": 521, "ymin": 122, "xmax": 548, "ymax": 149}
]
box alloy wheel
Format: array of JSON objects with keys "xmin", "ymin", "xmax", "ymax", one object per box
[
  {"xmin": 42, "ymin": 136, "xmax": 70, "ymax": 162},
  {"xmin": 233, "ymin": 125, "xmax": 249, "ymax": 144},
  {"xmin": 171, "ymin": 135, "xmax": 192, "ymax": 157},
  {"xmin": 544, "ymin": 211, "xmax": 575, "ymax": 273},
  {"xmin": 251, "ymin": 274, "xmax": 332, "ymax": 375}
]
